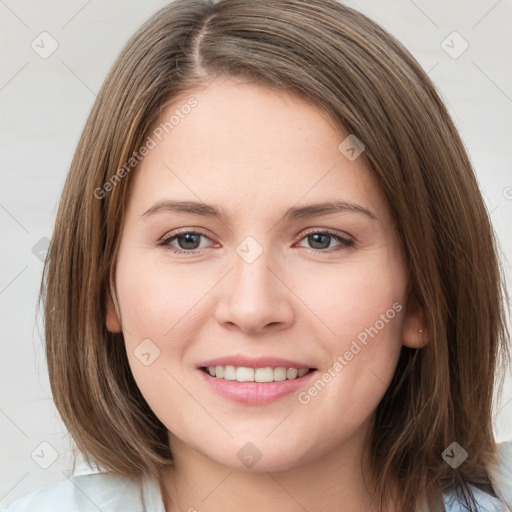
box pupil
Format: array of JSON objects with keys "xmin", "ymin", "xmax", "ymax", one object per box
[
  {"xmin": 309, "ymin": 233, "xmax": 329, "ymax": 249},
  {"xmin": 176, "ymin": 233, "xmax": 331, "ymax": 251},
  {"xmin": 179, "ymin": 233, "xmax": 200, "ymax": 250}
]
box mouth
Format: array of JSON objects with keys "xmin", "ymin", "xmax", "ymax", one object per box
[
  {"xmin": 197, "ymin": 365, "xmax": 319, "ymax": 404},
  {"xmin": 199, "ymin": 365, "xmax": 317, "ymax": 383}
]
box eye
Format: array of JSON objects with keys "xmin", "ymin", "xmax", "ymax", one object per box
[
  {"xmin": 157, "ymin": 229, "xmax": 214, "ymax": 254},
  {"xmin": 157, "ymin": 227, "xmax": 355, "ymax": 255},
  {"xmin": 295, "ymin": 228, "xmax": 355, "ymax": 253}
]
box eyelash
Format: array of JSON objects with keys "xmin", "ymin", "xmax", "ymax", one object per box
[{"xmin": 157, "ymin": 228, "xmax": 355, "ymax": 255}]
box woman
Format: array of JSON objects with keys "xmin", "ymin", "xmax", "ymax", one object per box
[{"xmin": 4, "ymin": 0, "xmax": 511, "ymax": 510}]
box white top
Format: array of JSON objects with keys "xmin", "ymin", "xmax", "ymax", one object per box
[{"xmin": 3, "ymin": 441, "xmax": 512, "ymax": 511}]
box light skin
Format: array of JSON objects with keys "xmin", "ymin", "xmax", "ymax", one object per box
[{"xmin": 106, "ymin": 76, "xmax": 427, "ymax": 512}]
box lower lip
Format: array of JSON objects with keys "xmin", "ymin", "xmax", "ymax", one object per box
[{"xmin": 197, "ymin": 368, "xmax": 318, "ymax": 405}]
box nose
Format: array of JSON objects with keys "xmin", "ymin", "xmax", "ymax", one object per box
[{"xmin": 214, "ymin": 246, "xmax": 295, "ymax": 335}]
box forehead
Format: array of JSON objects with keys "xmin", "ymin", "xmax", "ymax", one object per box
[{"xmin": 128, "ymin": 77, "xmax": 390, "ymax": 224}]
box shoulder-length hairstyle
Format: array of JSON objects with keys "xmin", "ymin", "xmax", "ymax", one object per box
[{"xmin": 39, "ymin": 0, "xmax": 510, "ymax": 510}]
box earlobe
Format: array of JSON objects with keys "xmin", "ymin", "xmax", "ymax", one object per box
[
  {"xmin": 106, "ymin": 291, "xmax": 123, "ymax": 333},
  {"xmin": 402, "ymin": 291, "xmax": 428, "ymax": 349}
]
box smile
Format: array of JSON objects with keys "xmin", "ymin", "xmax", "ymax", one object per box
[
  {"xmin": 201, "ymin": 365, "xmax": 315, "ymax": 382},
  {"xmin": 197, "ymin": 365, "xmax": 319, "ymax": 405}
]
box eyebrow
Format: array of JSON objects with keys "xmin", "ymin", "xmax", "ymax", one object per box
[{"xmin": 140, "ymin": 199, "xmax": 377, "ymax": 222}]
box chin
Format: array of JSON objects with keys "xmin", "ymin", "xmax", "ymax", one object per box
[{"xmin": 214, "ymin": 442, "xmax": 309, "ymax": 473}]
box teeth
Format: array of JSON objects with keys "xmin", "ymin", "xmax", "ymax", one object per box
[
  {"xmin": 205, "ymin": 365, "xmax": 312, "ymax": 382},
  {"xmin": 237, "ymin": 366, "xmax": 254, "ymax": 382},
  {"xmin": 287, "ymin": 368, "xmax": 298, "ymax": 379},
  {"xmin": 224, "ymin": 365, "xmax": 236, "ymax": 380},
  {"xmin": 255, "ymin": 367, "xmax": 274, "ymax": 382}
]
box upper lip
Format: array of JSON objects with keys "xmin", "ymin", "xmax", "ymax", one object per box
[{"xmin": 198, "ymin": 356, "xmax": 316, "ymax": 370}]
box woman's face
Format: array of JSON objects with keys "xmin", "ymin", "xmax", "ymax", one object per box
[{"xmin": 107, "ymin": 76, "xmax": 423, "ymax": 472}]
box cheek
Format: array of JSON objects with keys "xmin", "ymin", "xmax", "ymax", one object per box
[
  {"xmin": 293, "ymin": 250, "xmax": 407, "ymax": 425},
  {"xmin": 115, "ymin": 251, "xmax": 204, "ymax": 343},
  {"xmin": 315, "ymin": 271, "xmax": 405, "ymax": 402},
  {"xmin": 298, "ymin": 248, "xmax": 407, "ymax": 344},
  {"xmin": 116, "ymin": 238, "xmax": 407, "ymax": 361},
  {"xmin": 112, "ymin": 235, "xmax": 408, "ymax": 460},
  {"xmin": 114, "ymin": 257, "xmax": 200, "ymax": 419}
]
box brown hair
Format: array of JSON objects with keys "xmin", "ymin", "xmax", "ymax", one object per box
[{"xmin": 39, "ymin": 0, "xmax": 511, "ymax": 510}]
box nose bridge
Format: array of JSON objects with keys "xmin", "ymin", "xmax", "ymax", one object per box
[
  {"xmin": 233, "ymin": 242, "xmax": 276, "ymax": 296},
  {"xmin": 215, "ymin": 235, "xmax": 295, "ymax": 332}
]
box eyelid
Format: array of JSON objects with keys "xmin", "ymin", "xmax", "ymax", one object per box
[
  {"xmin": 157, "ymin": 226, "xmax": 356, "ymax": 255},
  {"xmin": 297, "ymin": 226, "xmax": 354, "ymax": 243},
  {"xmin": 156, "ymin": 228, "xmax": 217, "ymax": 256},
  {"xmin": 157, "ymin": 226, "xmax": 212, "ymax": 245},
  {"xmin": 158, "ymin": 227, "xmax": 353, "ymax": 247}
]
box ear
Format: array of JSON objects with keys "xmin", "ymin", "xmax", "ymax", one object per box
[
  {"xmin": 402, "ymin": 290, "xmax": 428, "ymax": 349},
  {"xmin": 106, "ymin": 290, "xmax": 122, "ymax": 333}
]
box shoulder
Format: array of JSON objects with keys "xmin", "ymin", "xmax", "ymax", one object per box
[
  {"xmin": 443, "ymin": 485, "xmax": 509, "ymax": 511},
  {"xmin": 490, "ymin": 440, "xmax": 512, "ymax": 509},
  {"xmin": 1, "ymin": 470, "xmax": 164, "ymax": 512},
  {"xmin": 443, "ymin": 440, "xmax": 512, "ymax": 511}
]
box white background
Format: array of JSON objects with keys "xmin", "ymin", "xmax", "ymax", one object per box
[{"xmin": 1, "ymin": 0, "xmax": 511, "ymax": 506}]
